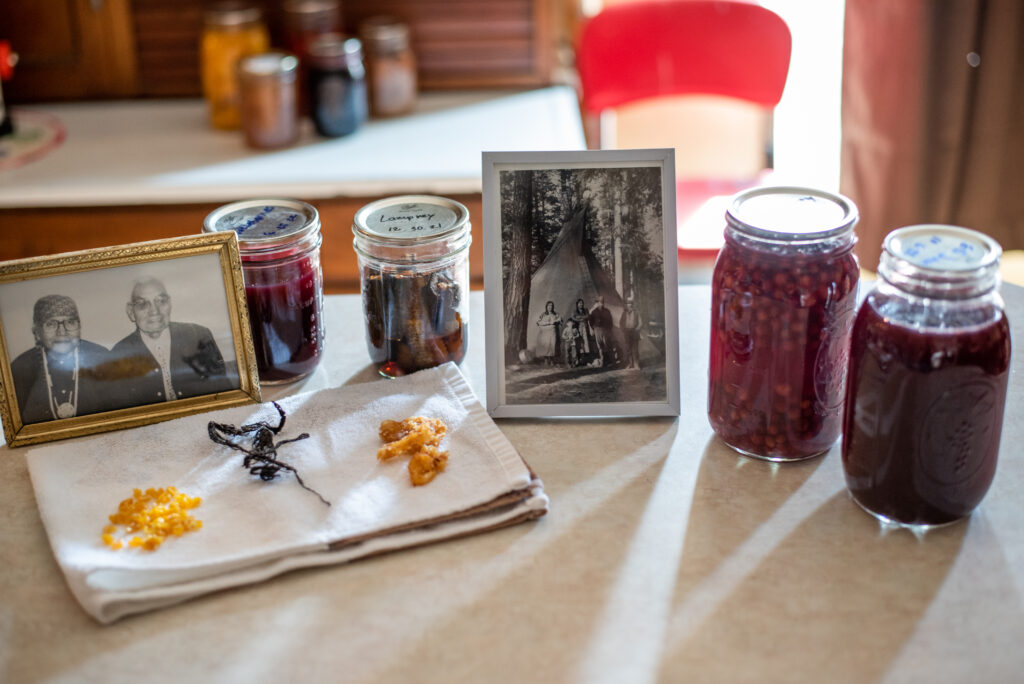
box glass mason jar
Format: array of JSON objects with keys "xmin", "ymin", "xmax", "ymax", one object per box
[
  {"xmin": 708, "ymin": 186, "xmax": 860, "ymax": 461},
  {"xmin": 200, "ymin": 2, "xmax": 269, "ymax": 130},
  {"xmin": 204, "ymin": 199, "xmax": 326, "ymax": 384},
  {"xmin": 237, "ymin": 52, "xmax": 300, "ymax": 150},
  {"xmin": 353, "ymin": 195, "xmax": 471, "ymax": 378},
  {"xmin": 307, "ymin": 34, "xmax": 368, "ymax": 138},
  {"xmin": 283, "ymin": 0, "xmax": 342, "ymax": 59},
  {"xmin": 842, "ymin": 225, "xmax": 1011, "ymax": 528},
  {"xmin": 359, "ymin": 16, "xmax": 417, "ymax": 117}
]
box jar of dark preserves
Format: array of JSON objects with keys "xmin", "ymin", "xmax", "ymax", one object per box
[
  {"xmin": 237, "ymin": 52, "xmax": 300, "ymax": 149},
  {"xmin": 306, "ymin": 33, "xmax": 368, "ymax": 138},
  {"xmin": 353, "ymin": 195, "xmax": 470, "ymax": 378},
  {"xmin": 842, "ymin": 225, "xmax": 1011, "ymax": 528},
  {"xmin": 708, "ymin": 186, "xmax": 860, "ymax": 461},
  {"xmin": 204, "ymin": 199, "xmax": 325, "ymax": 384}
]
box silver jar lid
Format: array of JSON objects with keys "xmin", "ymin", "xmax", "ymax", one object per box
[
  {"xmin": 879, "ymin": 224, "xmax": 1002, "ymax": 297},
  {"xmin": 237, "ymin": 52, "xmax": 299, "ymax": 80},
  {"xmin": 203, "ymin": 198, "xmax": 320, "ymax": 251},
  {"xmin": 204, "ymin": 2, "xmax": 263, "ymax": 28},
  {"xmin": 726, "ymin": 186, "xmax": 858, "ymax": 241},
  {"xmin": 883, "ymin": 224, "xmax": 1001, "ymax": 271},
  {"xmin": 353, "ymin": 195, "xmax": 469, "ymax": 245}
]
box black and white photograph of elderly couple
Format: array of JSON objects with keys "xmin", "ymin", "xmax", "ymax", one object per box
[
  {"xmin": 0, "ymin": 253, "xmax": 240, "ymax": 426},
  {"xmin": 488, "ymin": 151, "xmax": 680, "ymax": 416}
]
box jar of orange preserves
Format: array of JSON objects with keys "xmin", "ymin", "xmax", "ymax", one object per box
[{"xmin": 200, "ymin": 2, "xmax": 270, "ymax": 130}]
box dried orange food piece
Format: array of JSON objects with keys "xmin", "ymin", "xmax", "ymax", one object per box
[
  {"xmin": 102, "ymin": 486, "xmax": 202, "ymax": 552},
  {"xmin": 378, "ymin": 416, "xmax": 446, "ymax": 445},
  {"xmin": 378, "ymin": 416, "xmax": 449, "ymax": 485},
  {"xmin": 408, "ymin": 446, "xmax": 449, "ymax": 486}
]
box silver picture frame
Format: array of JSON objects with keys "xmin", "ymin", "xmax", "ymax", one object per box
[{"xmin": 482, "ymin": 149, "xmax": 680, "ymax": 417}]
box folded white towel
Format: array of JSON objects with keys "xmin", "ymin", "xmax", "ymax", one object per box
[{"xmin": 26, "ymin": 363, "xmax": 547, "ymax": 623}]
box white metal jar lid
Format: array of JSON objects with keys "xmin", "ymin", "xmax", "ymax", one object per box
[
  {"xmin": 203, "ymin": 198, "xmax": 320, "ymax": 251},
  {"xmin": 352, "ymin": 195, "xmax": 470, "ymax": 246},
  {"xmin": 884, "ymin": 224, "xmax": 1002, "ymax": 272},
  {"xmin": 726, "ymin": 186, "xmax": 859, "ymax": 241}
]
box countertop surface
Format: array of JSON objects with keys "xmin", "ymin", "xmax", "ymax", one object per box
[
  {"xmin": 0, "ymin": 87, "xmax": 586, "ymax": 208},
  {"xmin": 2, "ymin": 285, "xmax": 1024, "ymax": 683}
]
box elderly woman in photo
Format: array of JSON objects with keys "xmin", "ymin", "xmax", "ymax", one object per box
[
  {"xmin": 10, "ymin": 295, "xmax": 113, "ymax": 424},
  {"xmin": 535, "ymin": 301, "xmax": 562, "ymax": 366}
]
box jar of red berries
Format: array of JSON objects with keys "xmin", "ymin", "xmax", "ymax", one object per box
[{"xmin": 708, "ymin": 186, "xmax": 860, "ymax": 461}]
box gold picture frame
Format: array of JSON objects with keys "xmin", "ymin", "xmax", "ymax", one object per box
[{"xmin": 0, "ymin": 232, "xmax": 261, "ymax": 447}]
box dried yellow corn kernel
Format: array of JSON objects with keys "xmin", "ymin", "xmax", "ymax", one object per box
[{"xmin": 102, "ymin": 486, "xmax": 203, "ymax": 552}]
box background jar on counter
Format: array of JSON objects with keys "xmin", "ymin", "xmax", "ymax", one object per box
[
  {"xmin": 307, "ymin": 34, "xmax": 368, "ymax": 138},
  {"xmin": 842, "ymin": 225, "xmax": 1010, "ymax": 528},
  {"xmin": 353, "ymin": 195, "xmax": 471, "ymax": 378},
  {"xmin": 708, "ymin": 186, "xmax": 860, "ymax": 461},
  {"xmin": 204, "ymin": 199, "xmax": 325, "ymax": 384},
  {"xmin": 200, "ymin": 2, "xmax": 269, "ymax": 130},
  {"xmin": 359, "ymin": 16, "xmax": 417, "ymax": 118},
  {"xmin": 237, "ymin": 52, "xmax": 300, "ymax": 149}
]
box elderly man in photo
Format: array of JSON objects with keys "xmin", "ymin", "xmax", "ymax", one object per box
[
  {"xmin": 109, "ymin": 276, "xmax": 234, "ymax": 405},
  {"xmin": 11, "ymin": 295, "xmax": 112, "ymax": 424}
]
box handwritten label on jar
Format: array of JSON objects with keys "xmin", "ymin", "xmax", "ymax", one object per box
[
  {"xmin": 219, "ymin": 206, "xmax": 305, "ymax": 239},
  {"xmin": 892, "ymin": 229, "xmax": 990, "ymax": 270},
  {"xmin": 365, "ymin": 202, "xmax": 458, "ymax": 239}
]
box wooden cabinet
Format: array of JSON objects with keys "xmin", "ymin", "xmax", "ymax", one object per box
[
  {"xmin": 4, "ymin": 0, "xmax": 567, "ymax": 102},
  {"xmin": 0, "ymin": 194, "xmax": 485, "ymax": 295},
  {"xmin": 0, "ymin": 0, "xmax": 139, "ymax": 101}
]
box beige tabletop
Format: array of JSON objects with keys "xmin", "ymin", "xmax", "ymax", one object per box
[{"xmin": 2, "ymin": 284, "xmax": 1023, "ymax": 683}]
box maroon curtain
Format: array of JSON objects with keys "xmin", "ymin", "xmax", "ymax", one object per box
[{"xmin": 840, "ymin": 0, "xmax": 1024, "ymax": 270}]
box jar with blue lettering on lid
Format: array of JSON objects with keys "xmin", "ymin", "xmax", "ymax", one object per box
[
  {"xmin": 203, "ymin": 198, "xmax": 325, "ymax": 384},
  {"xmin": 842, "ymin": 225, "xmax": 1011, "ymax": 528},
  {"xmin": 352, "ymin": 195, "xmax": 471, "ymax": 378}
]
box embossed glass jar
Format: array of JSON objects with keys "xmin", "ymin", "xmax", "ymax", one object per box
[
  {"xmin": 353, "ymin": 195, "xmax": 470, "ymax": 378},
  {"xmin": 842, "ymin": 225, "xmax": 1011, "ymax": 528},
  {"xmin": 204, "ymin": 199, "xmax": 325, "ymax": 384},
  {"xmin": 708, "ymin": 186, "xmax": 860, "ymax": 461}
]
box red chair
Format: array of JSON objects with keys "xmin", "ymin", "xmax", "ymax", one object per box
[{"xmin": 576, "ymin": 0, "xmax": 792, "ymax": 262}]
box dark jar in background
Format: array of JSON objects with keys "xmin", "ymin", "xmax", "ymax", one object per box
[
  {"xmin": 237, "ymin": 52, "xmax": 299, "ymax": 149},
  {"xmin": 282, "ymin": 0, "xmax": 341, "ymax": 58},
  {"xmin": 282, "ymin": 0, "xmax": 341, "ymax": 115},
  {"xmin": 708, "ymin": 186, "xmax": 860, "ymax": 461},
  {"xmin": 204, "ymin": 199, "xmax": 326, "ymax": 384},
  {"xmin": 353, "ymin": 195, "xmax": 471, "ymax": 378},
  {"xmin": 359, "ymin": 16, "xmax": 417, "ymax": 117},
  {"xmin": 842, "ymin": 225, "xmax": 1011, "ymax": 528},
  {"xmin": 307, "ymin": 34, "xmax": 368, "ymax": 138}
]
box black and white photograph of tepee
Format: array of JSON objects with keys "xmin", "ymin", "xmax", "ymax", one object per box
[{"xmin": 483, "ymin": 150, "xmax": 680, "ymax": 418}]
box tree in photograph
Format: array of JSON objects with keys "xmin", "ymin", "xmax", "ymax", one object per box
[{"xmin": 500, "ymin": 170, "xmax": 534, "ymax": 363}]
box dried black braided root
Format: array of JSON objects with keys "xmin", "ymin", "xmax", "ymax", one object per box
[{"xmin": 208, "ymin": 402, "xmax": 330, "ymax": 506}]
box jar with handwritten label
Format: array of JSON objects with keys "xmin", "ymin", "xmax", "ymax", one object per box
[
  {"xmin": 200, "ymin": 2, "xmax": 269, "ymax": 130},
  {"xmin": 842, "ymin": 225, "xmax": 1010, "ymax": 528},
  {"xmin": 204, "ymin": 199, "xmax": 325, "ymax": 384},
  {"xmin": 708, "ymin": 186, "xmax": 860, "ymax": 461},
  {"xmin": 352, "ymin": 195, "xmax": 471, "ymax": 377}
]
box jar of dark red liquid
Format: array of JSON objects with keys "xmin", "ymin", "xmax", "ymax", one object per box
[
  {"xmin": 708, "ymin": 186, "xmax": 860, "ymax": 461},
  {"xmin": 353, "ymin": 195, "xmax": 470, "ymax": 378},
  {"xmin": 842, "ymin": 225, "xmax": 1011, "ymax": 528},
  {"xmin": 204, "ymin": 199, "xmax": 325, "ymax": 384}
]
